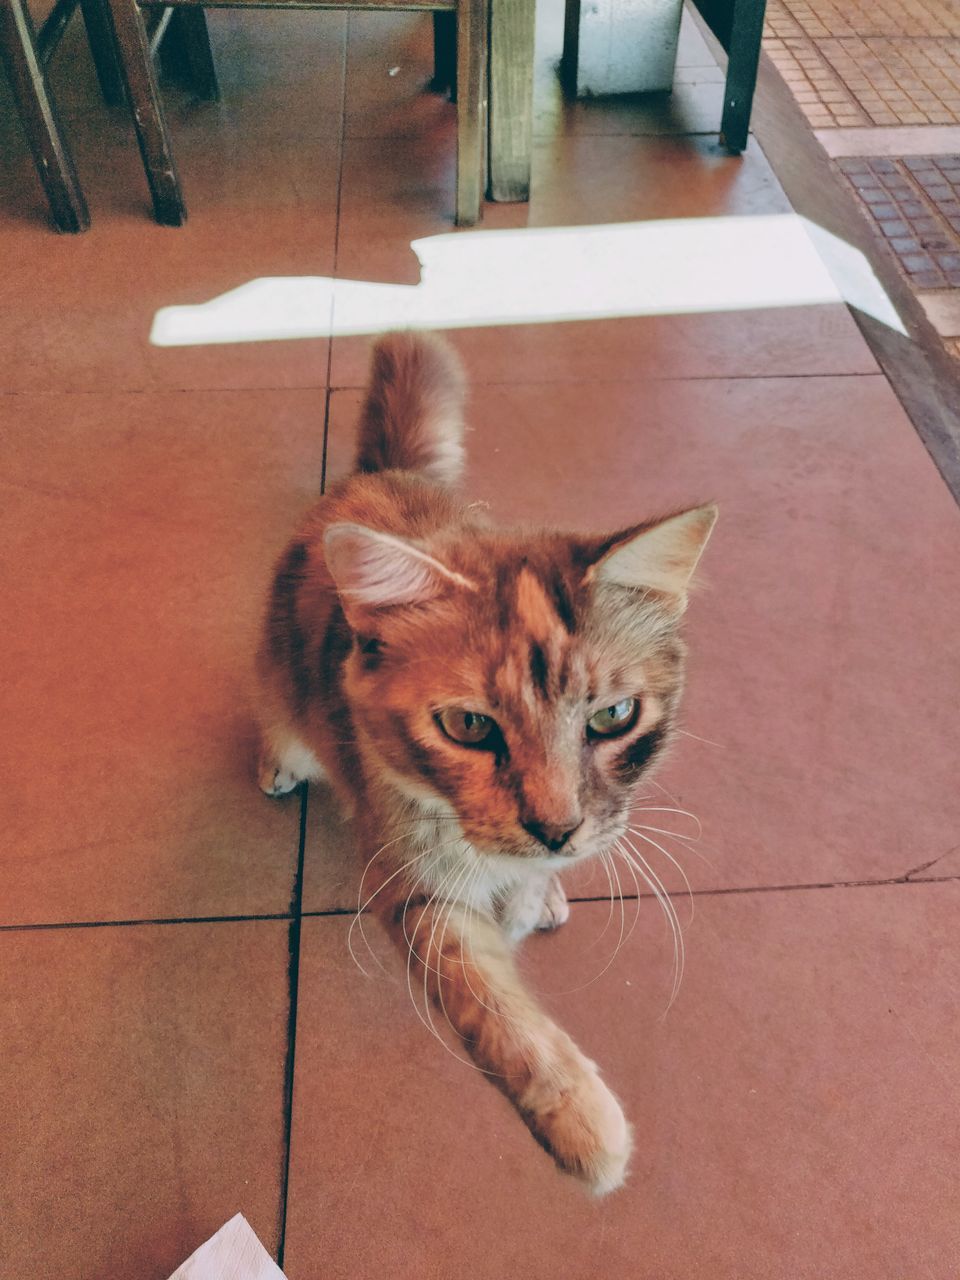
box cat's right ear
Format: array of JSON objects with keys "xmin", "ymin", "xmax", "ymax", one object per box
[
  {"xmin": 324, "ymin": 522, "xmax": 473, "ymax": 625},
  {"xmin": 584, "ymin": 504, "xmax": 718, "ymax": 611}
]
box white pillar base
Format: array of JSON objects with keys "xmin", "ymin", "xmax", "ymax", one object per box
[{"xmin": 562, "ymin": 0, "xmax": 683, "ymax": 96}]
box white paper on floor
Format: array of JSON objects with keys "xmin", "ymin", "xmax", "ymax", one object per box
[{"xmin": 166, "ymin": 1215, "xmax": 287, "ymax": 1280}]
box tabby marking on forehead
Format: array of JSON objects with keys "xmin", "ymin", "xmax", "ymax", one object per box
[
  {"xmin": 515, "ymin": 568, "xmax": 563, "ymax": 643},
  {"xmin": 514, "ymin": 567, "xmax": 576, "ymax": 704}
]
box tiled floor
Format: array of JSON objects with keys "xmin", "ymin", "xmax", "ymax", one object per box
[
  {"xmin": 762, "ymin": 0, "xmax": 960, "ymax": 355},
  {"xmin": 764, "ymin": 0, "xmax": 960, "ymax": 127},
  {"xmin": 2, "ymin": 3, "xmax": 959, "ymax": 1279},
  {"xmin": 835, "ymin": 154, "xmax": 960, "ymax": 287}
]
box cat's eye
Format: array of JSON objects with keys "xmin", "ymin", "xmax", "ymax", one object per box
[
  {"xmin": 436, "ymin": 707, "xmax": 498, "ymax": 747},
  {"xmin": 587, "ymin": 698, "xmax": 640, "ymax": 739}
]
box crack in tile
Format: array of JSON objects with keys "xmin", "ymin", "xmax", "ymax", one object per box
[{"xmin": 903, "ymin": 841, "xmax": 960, "ymax": 879}]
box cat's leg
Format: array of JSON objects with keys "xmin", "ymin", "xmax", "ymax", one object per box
[
  {"xmin": 499, "ymin": 873, "xmax": 570, "ymax": 943},
  {"xmin": 257, "ymin": 726, "xmax": 325, "ymax": 797},
  {"xmin": 381, "ymin": 895, "xmax": 631, "ymax": 1193}
]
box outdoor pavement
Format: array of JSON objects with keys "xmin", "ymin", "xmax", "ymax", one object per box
[{"xmin": 765, "ymin": 0, "xmax": 960, "ymax": 353}]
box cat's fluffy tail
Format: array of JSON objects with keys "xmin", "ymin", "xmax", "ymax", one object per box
[{"xmin": 354, "ymin": 331, "xmax": 466, "ymax": 487}]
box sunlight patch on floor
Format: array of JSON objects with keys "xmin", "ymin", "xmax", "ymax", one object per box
[{"xmin": 150, "ymin": 215, "xmax": 905, "ymax": 347}]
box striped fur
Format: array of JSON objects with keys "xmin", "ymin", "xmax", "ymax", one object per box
[{"xmin": 253, "ymin": 332, "xmax": 715, "ymax": 1193}]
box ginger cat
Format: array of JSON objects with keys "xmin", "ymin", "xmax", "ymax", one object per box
[{"xmin": 254, "ymin": 332, "xmax": 716, "ymax": 1194}]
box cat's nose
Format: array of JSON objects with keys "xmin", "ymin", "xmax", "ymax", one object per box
[{"xmin": 521, "ymin": 818, "xmax": 583, "ymax": 852}]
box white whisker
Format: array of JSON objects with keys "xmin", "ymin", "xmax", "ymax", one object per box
[
  {"xmin": 630, "ymin": 805, "xmax": 704, "ymax": 841},
  {"xmin": 584, "ymin": 849, "xmax": 618, "ymax": 950},
  {"xmin": 455, "ymin": 871, "xmax": 526, "ymax": 1036},
  {"xmin": 610, "ymin": 846, "xmax": 644, "ymax": 950},
  {"xmin": 648, "ymin": 777, "xmax": 685, "ymax": 808},
  {"xmin": 539, "ymin": 853, "xmax": 640, "ymax": 997},
  {"xmin": 402, "ymin": 857, "xmax": 502, "ymax": 1077},
  {"xmin": 616, "ymin": 837, "xmax": 685, "ymax": 1013},
  {"xmin": 673, "ymin": 727, "xmax": 725, "ymax": 748},
  {"xmin": 626, "ymin": 825, "xmax": 695, "ymax": 920},
  {"xmin": 348, "ymin": 842, "xmax": 432, "ymax": 977}
]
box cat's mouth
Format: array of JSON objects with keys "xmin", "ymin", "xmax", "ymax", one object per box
[{"xmin": 485, "ymin": 832, "xmax": 596, "ymax": 866}]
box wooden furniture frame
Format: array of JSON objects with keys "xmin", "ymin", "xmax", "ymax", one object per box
[
  {"xmin": 1, "ymin": 0, "xmax": 218, "ymax": 231},
  {"xmin": 103, "ymin": 0, "xmax": 489, "ymax": 226},
  {"xmin": 431, "ymin": 0, "xmax": 533, "ymax": 203},
  {"xmin": 0, "ymin": 0, "xmax": 119, "ymax": 231}
]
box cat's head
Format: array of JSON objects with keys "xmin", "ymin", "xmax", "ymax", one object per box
[{"xmin": 324, "ymin": 502, "xmax": 716, "ymax": 865}]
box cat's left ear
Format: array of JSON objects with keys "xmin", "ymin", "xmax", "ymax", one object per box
[
  {"xmin": 584, "ymin": 504, "xmax": 718, "ymax": 611},
  {"xmin": 324, "ymin": 522, "xmax": 473, "ymax": 626}
]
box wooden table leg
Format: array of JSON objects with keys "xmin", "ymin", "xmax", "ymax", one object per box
[
  {"xmin": 488, "ymin": 0, "xmax": 534, "ymax": 202},
  {"xmin": 167, "ymin": 7, "xmax": 220, "ymax": 101},
  {"xmin": 103, "ymin": 0, "xmax": 187, "ymax": 224},
  {"xmin": 455, "ymin": 0, "xmax": 486, "ymax": 225},
  {"xmin": 430, "ymin": 11, "xmax": 456, "ymax": 96},
  {"xmin": 79, "ymin": 0, "xmax": 126, "ymax": 106},
  {"xmin": 0, "ymin": 0, "xmax": 90, "ymax": 232}
]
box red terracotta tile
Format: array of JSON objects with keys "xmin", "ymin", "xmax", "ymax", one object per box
[
  {"xmin": 529, "ymin": 133, "xmax": 790, "ymax": 225},
  {"xmin": 329, "ymin": 305, "xmax": 878, "ymax": 389},
  {"xmin": 284, "ymin": 885, "xmax": 960, "ymax": 1278},
  {"xmin": 332, "ymin": 133, "xmax": 525, "ymax": 287},
  {"xmin": 334, "ymin": 130, "xmax": 792, "ymax": 292},
  {"xmin": 910, "ymin": 844, "xmax": 960, "ymax": 879},
  {"xmin": 330, "ymin": 127, "xmax": 874, "ymax": 384},
  {"xmin": 343, "ymin": 11, "xmax": 453, "ymax": 139},
  {"xmin": 205, "ymin": 9, "xmax": 347, "ymax": 135},
  {"xmin": 302, "ymin": 373, "xmax": 960, "ymax": 910},
  {"xmin": 340, "ymin": 6, "xmax": 727, "ymax": 144},
  {"xmin": 0, "ymin": 389, "xmax": 326, "ymax": 925},
  {"xmin": 544, "ymin": 81, "xmax": 728, "ymax": 140},
  {"xmin": 0, "ymin": 18, "xmax": 340, "ymax": 394},
  {"xmin": 0, "ymin": 919, "xmax": 289, "ymax": 1280}
]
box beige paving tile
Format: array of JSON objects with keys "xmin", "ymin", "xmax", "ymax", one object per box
[{"xmin": 919, "ymin": 288, "xmax": 960, "ymax": 332}]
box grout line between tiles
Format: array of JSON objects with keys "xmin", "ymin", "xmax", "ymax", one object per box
[
  {"xmin": 563, "ymin": 873, "xmax": 960, "ymax": 902},
  {"xmin": 0, "ymin": 369, "xmax": 885, "ymax": 401},
  {"xmin": 3, "ymin": 869, "xmax": 957, "ymax": 935},
  {"xmin": 276, "ymin": 780, "xmax": 310, "ymax": 1270},
  {"xmin": 331, "ymin": 18, "xmax": 349, "ymax": 287},
  {"xmin": 275, "ymin": 31, "xmax": 348, "ymax": 1265},
  {"xmin": 320, "ymin": 385, "xmax": 333, "ymax": 492},
  {"xmin": 326, "ymin": 371, "xmax": 885, "ymax": 393},
  {"xmin": 529, "ymin": 129, "xmax": 720, "ymax": 139},
  {"xmin": 0, "ymin": 912, "xmax": 293, "ymax": 932}
]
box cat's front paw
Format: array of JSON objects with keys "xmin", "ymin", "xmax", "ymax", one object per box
[
  {"xmin": 534, "ymin": 1065, "xmax": 632, "ymax": 1196},
  {"xmin": 258, "ymin": 759, "xmax": 302, "ymax": 797},
  {"xmin": 538, "ymin": 876, "xmax": 570, "ymax": 931},
  {"xmin": 500, "ymin": 874, "xmax": 569, "ymax": 942}
]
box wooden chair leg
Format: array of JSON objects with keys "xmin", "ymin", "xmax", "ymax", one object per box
[
  {"xmin": 430, "ymin": 11, "xmax": 456, "ymax": 97},
  {"xmin": 103, "ymin": 0, "xmax": 187, "ymax": 225},
  {"xmin": 0, "ymin": 0, "xmax": 89, "ymax": 232},
  {"xmin": 78, "ymin": 0, "xmax": 126, "ymax": 106},
  {"xmin": 488, "ymin": 0, "xmax": 535, "ymax": 201},
  {"xmin": 165, "ymin": 7, "xmax": 220, "ymax": 101},
  {"xmin": 455, "ymin": 0, "xmax": 485, "ymax": 226}
]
